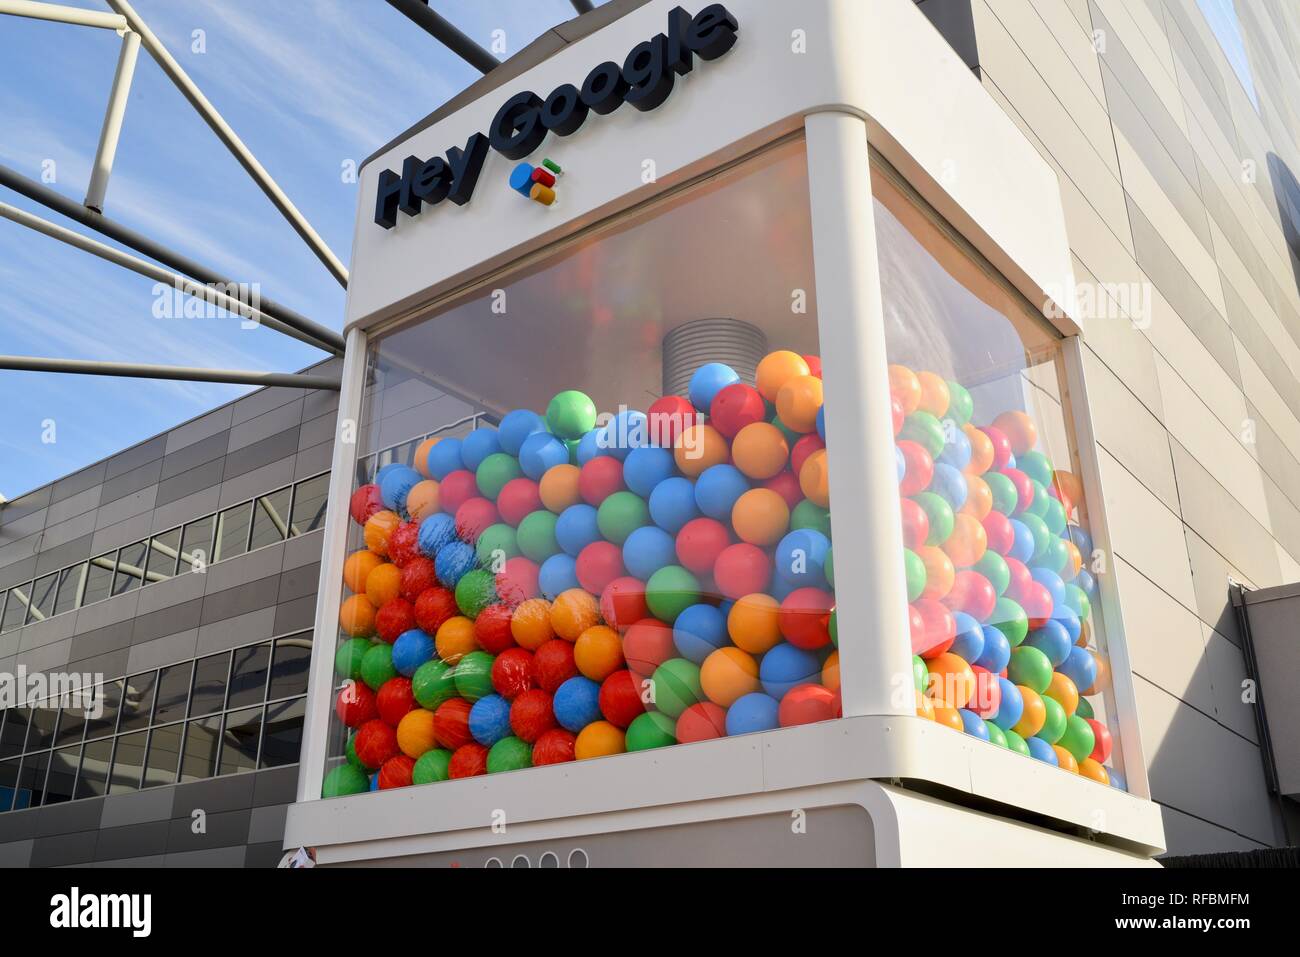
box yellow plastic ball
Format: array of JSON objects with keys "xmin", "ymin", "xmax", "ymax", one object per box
[
  {"xmin": 575, "ymin": 720, "xmax": 626, "ymax": 759},
  {"xmin": 511, "ymin": 598, "xmax": 555, "ymax": 650},
  {"xmin": 551, "ymin": 588, "xmax": 600, "ymax": 641},
  {"xmin": 338, "ymin": 594, "xmax": 376, "ymax": 638},
  {"xmin": 700, "ymin": 647, "xmax": 759, "ymax": 707},
  {"xmin": 731, "ymin": 422, "xmax": 789, "ymax": 480},
  {"xmin": 755, "ymin": 350, "xmax": 810, "ymax": 402},
  {"xmin": 396, "ymin": 708, "xmax": 437, "ymax": 758},
  {"xmin": 365, "ymin": 562, "xmax": 402, "ymax": 608},
  {"xmin": 1012, "ymin": 686, "xmax": 1046, "ymax": 738},
  {"xmin": 727, "ymin": 593, "xmax": 782, "ymax": 655},
  {"xmin": 674, "ymin": 423, "xmax": 729, "ymax": 477},
  {"xmin": 731, "ymin": 488, "xmax": 790, "ymax": 546},
  {"xmin": 413, "ymin": 436, "xmax": 440, "ymax": 478},
  {"xmin": 406, "ymin": 479, "xmax": 441, "ymax": 522},
  {"xmin": 363, "ymin": 510, "xmax": 401, "ymax": 557},
  {"xmin": 539, "ymin": 464, "xmax": 582, "ymax": 513},
  {"xmin": 435, "ymin": 616, "xmax": 478, "ymax": 664},
  {"xmin": 343, "ymin": 549, "xmax": 383, "ymax": 594},
  {"xmin": 799, "ymin": 449, "xmax": 830, "ymax": 508},
  {"xmin": 574, "ymin": 624, "xmax": 625, "ymax": 681},
  {"xmin": 916, "ymin": 371, "xmax": 950, "ymax": 418},
  {"xmin": 775, "ymin": 374, "xmax": 824, "ymax": 434}
]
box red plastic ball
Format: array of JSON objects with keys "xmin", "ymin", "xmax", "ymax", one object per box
[
  {"xmin": 454, "ymin": 497, "xmax": 498, "ymax": 544},
  {"xmin": 576, "ymin": 541, "xmax": 625, "ymax": 594},
  {"xmin": 762, "ymin": 471, "xmax": 803, "ymax": 510},
  {"xmin": 532, "ymin": 639, "xmax": 578, "ymax": 693},
  {"xmin": 713, "ymin": 543, "xmax": 772, "ymax": 600},
  {"xmin": 983, "ymin": 425, "xmax": 1013, "ymax": 470},
  {"xmin": 899, "ymin": 497, "xmax": 930, "ymax": 550},
  {"xmin": 376, "ymin": 676, "xmax": 415, "ymax": 726},
  {"xmin": 622, "ymin": 618, "xmax": 675, "ymax": 678},
  {"xmin": 414, "ymin": 586, "xmax": 458, "ymax": 634},
  {"xmin": 802, "ymin": 355, "xmax": 822, "ymax": 378},
  {"xmin": 491, "ymin": 647, "xmax": 535, "ymax": 700},
  {"xmin": 944, "ymin": 570, "xmax": 997, "ymax": 622},
  {"xmin": 388, "ymin": 522, "xmax": 421, "ymax": 567},
  {"xmin": 779, "ymin": 684, "xmax": 838, "ymax": 726},
  {"xmin": 510, "ymin": 688, "xmax": 557, "ymax": 743},
  {"xmin": 354, "ymin": 718, "xmax": 398, "ymax": 768},
  {"xmin": 898, "ymin": 440, "xmax": 934, "ymax": 497},
  {"xmin": 647, "ymin": 395, "xmax": 696, "ymax": 447},
  {"xmin": 495, "ymin": 556, "xmax": 540, "ymax": 606},
  {"xmin": 969, "ymin": 665, "xmax": 1002, "ymax": 719},
  {"xmin": 600, "ymin": 576, "xmax": 648, "ymax": 631},
  {"xmin": 532, "ymin": 727, "xmax": 577, "ymax": 765},
  {"xmin": 791, "ymin": 434, "xmax": 826, "ymax": 477},
  {"xmin": 1021, "ymin": 582, "xmax": 1054, "ymax": 628},
  {"xmin": 1086, "ymin": 718, "xmax": 1113, "ymax": 763},
  {"xmin": 378, "ymin": 754, "xmax": 415, "ymax": 789},
  {"xmin": 911, "ymin": 598, "xmax": 957, "ymax": 659},
  {"xmin": 709, "ymin": 383, "xmax": 766, "ymax": 438},
  {"xmin": 778, "ymin": 587, "xmax": 834, "ymax": 649},
  {"xmin": 675, "ymin": 517, "xmax": 731, "ymax": 575},
  {"xmin": 497, "ymin": 478, "xmax": 543, "ymax": 526},
  {"xmin": 350, "ymin": 484, "xmax": 384, "ymax": 525},
  {"xmin": 890, "ymin": 393, "xmax": 905, "ymax": 437},
  {"xmin": 375, "ymin": 598, "xmax": 416, "ymax": 643},
  {"xmin": 1004, "ymin": 558, "xmax": 1033, "ymax": 604},
  {"xmin": 598, "ymin": 669, "xmax": 645, "ymax": 728},
  {"xmin": 433, "ymin": 698, "xmax": 473, "ymax": 750},
  {"xmin": 982, "ymin": 511, "xmax": 1015, "ymax": 556},
  {"xmin": 336, "ymin": 681, "xmax": 378, "ymax": 728},
  {"xmin": 399, "ymin": 557, "xmax": 437, "ymax": 602},
  {"xmin": 578, "ymin": 456, "xmax": 625, "ymax": 505},
  {"xmin": 1001, "ymin": 468, "xmax": 1034, "ymax": 513},
  {"xmin": 676, "ymin": 701, "xmax": 727, "ymax": 742},
  {"xmin": 448, "ymin": 742, "xmax": 488, "ymax": 778},
  {"xmin": 438, "ymin": 470, "xmax": 479, "ymax": 516},
  {"xmin": 474, "ymin": 603, "xmax": 516, "ymax": 654}
]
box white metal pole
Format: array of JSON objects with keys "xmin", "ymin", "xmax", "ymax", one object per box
[
  {"xmin": 105, "ymin": 0, "xmax": 350, "ymax": 288},
  {"xmin": 295, "ymin": 326, "xmax": 369, "ymax": 803},
  {"xmin": 85, "ymin": 28, "xmax": 140, "ymax": 214},
  {"xmin": 0, "ymin": 0, "xmax": 126, "ymax": 30},
  {"xmin": 804, "ymin": 111, "xmax": 914, "ymax": 718}
]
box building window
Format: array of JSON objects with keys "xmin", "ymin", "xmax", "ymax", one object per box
[
  {"xmin": 249, "ymin": 487, "xmax": 292, "ymax": 551},
  {"xmin": 219, "ymin": 707, "xmax": 262, "ymax": 775},
  {"xmin": 83, "ymin": 552, "xmax": 117, "ymax": 606},
  {"xmin": 268, "ymin": 633, "xmax": 312, "ymax": 700},
  {"xmin": 180, "ymin": 717, "xmax": 222, "ymax": 782},
  {"xmin": 189, "ymin": 653, "xmax": 230, "ymax": 718},
  {"xmin": 290, "ymin": 473, "xmax": 329, "ymax": 535},
  {"xmin": 146, "ymin": 527, "xmax": 181, "ymax": 583},
  {"xmin": 0, "ymin": 585, "xmax": 25, "ymax": 633},
  {"xmin": 214, "ymin": 502, "xmax": 252, "ymax": 562},
  {"xmin": 143, "ymin": 723, "xmax": 184, "ymax": 787},
  {"xmin": 26, "ymin": 573, "xmax": 58, "ymax": 625},
  {"xmin": 108, "ymin": 730, "xmax": 147, "ymax": 794},
  {"xmin": 76, "ymin": 738, "xmax": 113, "ymax": 799},
  {"xmin": 44, "ymin": 746, "xmax": 80, "ymax": 805},
  {"xmin": 118, "ymin": 672, "xmax": 158, "ymax": 733},
  {"xmin": 53, "ymin": 564, "xmax": 87, "ymax": 616},
  {"xmin": 84, "ymin": 680, "xmax": 122, "ymax": 740},
  {"xmin": 113, "ymin": 540, "xmax": 148, "ymax": 596},
  {"xmin": 179, "ymin": 516, "xmax": 215, "ymax": 573}
]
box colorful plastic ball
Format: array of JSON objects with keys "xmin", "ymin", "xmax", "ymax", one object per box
[
  {"xmin": 552, "ymin": 675, "xmax": 602, "ymax": 732},
  {"xmin": 700, "ymin": 647, "xmax": 760, "ymax": 707},
  {"xmin": 448, "ymin": 742, "xmax": 488, "ymax": 778},
  {"xmin": 626, "ymin": 711, "xmax": 677, "ymax": 751},
  {"xmin": 336, "ymin": 681, "xmax": 378, "ymax": 727},
  {"xmin": 956, "ymin": 708, "xmax": 989, "ymax": 741},
  {"xmin": 339, "ymin": 594, "xmax": 377, "ymax": 638},
  {"xmin": 622, "ymin": 447, "xmax": 675, "ymax": 499},
  {"xmin": 985, "ymin": 720, "xmax": 1008, "ymax": 748},
  {"xmin": 510, "ymin": 598, "xmax": 555, "ymax": 650},
  {"xmin": 532, "ymin": 728, "xmax": 577, "ymax": 765},
  {"xmin": 775, "ymin": 528, "xmax": 830, "ymax": 587},
  {"xmin": 974, "ymin": 625, "xmax": 1012, "ymax": 672},
  {"xmin": 676, "ymin": 701, "xmax": 728, "ymax": 742},
  {"xmin": 461, "ymin": 428, "xmax": 502, "ymax": 472},
  {"xmin": 690, "ymin": 465, "xmax": 747, "ymax": 521},
  {"xmin": 797, "ymin": 449, "xmax": 830, "ymax": 508},
  {"xmin": 1011, "ymin": 686, "xmax": 1046, "ymax": 738},
  {"xmin": 591, "ymin": 578, "xmax": 641, "ymax": 633},
  {"xmin": 426, "ymin": 439, "xmax": 466, "ymax": 482},
  {"xmin": 990, "ymin": 677, "xmax": 1024, "ymax": 730},
  {"xmin": 360, "ymin": 642, "xmax": 397, "ymax": 691},
  {"xmin": 473, "ymin": 453, "xmax": 520, "ymax": 501},
  {"xmin": 377, "ymin": 675, "xmax": 415, "ymax": 726},
  {"xmin": 379, "ymin": 466, "xmax": 422, "ymax": 515},
  {"xmin": 1025, "ymin": 735, "xmax": 1058, "ymax": 766},
  {"xmin": 487, "ymin": 481, "xmax": 536, "ymax": 529},
  {"xmin": 576, "ymin": 456, "xmax": 624, "ymax": 506},
  {"xmin": 645, "ymin": 658, "xmax": 700, "ymax": 717},
  {"xmin": 335, "ymin": 637, "xmax": 371, "ymax": 683},
  {"xmin": 538, "ymin": 463, "xmax": 582, "ymax": 514},
  {"xmin": 662, "ymin": 603, "xmax": 722, "ymax": 665},
  {"xmin": 453, "ymin": 568, "xmax": 495, "ymax": 619},
  {"xmin": 598, "ymin": 670, "xmax": 646, "ymax": 728},
  {"xmin": 913, "ymin": 492, "xmax": 953, "ymax": 547},
  {"xmin": 365, "ymin": 564, "xmax": 402, "ymax": 610},
  {"xmin": 1059, "ymin": 645, "xmax": 1098, "ymax": 692},
  {"xmin": 1056, "ymin": 713, "xmax": 1096, "ymax": 763},
  {"xmin": 496, "ymin": 409, "xmax": 544, "ymax": 456},
  {"xmin": 350, "ymin": 484, "xmax": 385, "ymax": 526},
  {"xmin": 469, "ymin": 694, "xmax": 513, "ymax": 747},
  {"xmin": 412, "ymin": 659, "xmax": 457, "ymax": 710},
  {"xmin": 899, "ymin": 498, "xmax": 930, "ymax": 550},
  {"xmin": 929, "ymin": 464, "xmax": 968, "ymax": 513},
  {"xmin": 1025, "ymin": 619, "xmax": 1072, "ymax": 669},
  {"xmin": 644, "ymin": 565, "xmax": 702, "ymax": 623},
  {"xmin": 517, "ymin": 432, "xmax": 567, "ymax": 482},
  {"xmin": 722, "ymin": 593, "xmax": 779, "ymax": 656},
  {"xmin": 989, "ymin": 597, "xmax": 1029, "ymax": 648},
  {"xmin": 537, "ymin": 553, "xmax": 580, "ymax": 598},
  {"xmin": 779, "ymin": 683, "xmax": 838, "ymax": 726},
  {"xmin": 344, "ymin": 550, "xmax": 384, "ymax": 596},
  {"xmin": 594, "ymin": 490, "xmax": 648, "ymax": 544},
  {"xmin": 399, "ymin": 557, "xmax": 439, "ymax": 603},
  {"xmin": 646, "ymin": 476, "xmax": 700, "ymax": 534},
  {"xmin": 389, "ymin": 522, "xmax": 423, "ymax": 568},
  {"xmin": 434, "ymin": 615, "xmax": 477, "ymax": 665},
  {"xmin": 490, "ymin": 646, "xmax": 535, "ymax": 700},
  {"xmin": 998, "ymin": 728, "xmax": 1028, "ymax": 757},
  {"xmin": 615, "ymin": 618, "xmax": 671, "ymax": 678},
  {"xmin": 323, "ymin": 763, "xmax": 370, "ymax": 798},
  {"xmin": 432, "ymin": 543, "xmax": 475, "ymax": 593},
  {"xmin": 756, "ymin": 351, "xmax": 810, "ymax": 402},
  {"xmin": 1083, "ymin": 718, "xmax": 1112, "ymax": 764},
  {"xmin": 777, "ymin": 587, "xmax": 833, "ymax": 650},
  {"xmin": 775, "ymin": 375, "xmax": 823, "ymax": 434},
  {"xmin": 411, "ymin": 586, "xmax": 454, "ymax": 636},
  {"xmin": 720, "ymin": 692, "xmax": 777, "ymax": 735},
  {"xmin": 728, "ymin": 422, "xmax": 788, "ymax": 481},
  {"xmin": 1036, "ymin": 693, "xmax": 1067, "ymax": 745},
  {"xmin": 791, "ymin": 436, "xmax": 825, "ymax": 481},
  {"xmin": 364, "ymin": 510, "xmax": 401, "ymax": 558},
  {"xmin": 553, "ymin": 504, "xmax": 604, "ymax": 558},
  {"xmin": 674, "ymin": 423, "xmax": 730, "ymax": 478},
  {"xmin": 475, "ymin": 524, "xmax": 519, "ymax": 570},
  {"xmin": 451, "ymin": 650, "xmax": 494, "ymax": 703},
  {"xmin": 689, "ymin": 362, "xmax": 740, "ymax": 412},
  {"xmin": 396, "ymin": 708, "xmax": 437, "ymax": 759},
  {"xmin": 1008, "ymin": 645, "xmax": 1053, "ymax": 695},
  {"xmin": 508, "ymin": 689, "xmax": 556, "ymax": 743},
  {"xmin": 646, "ymin": 395, "xmax": 696, "ymax": 447},
  {"xmin": 924, "ymin": 652, "xmax": 976, "ymax": 709},
  {"xmin": 570, "ymin": 624, "xmax": 621, "ymax": 682},
  {"xmin": 711, "ymin": 543, "xmax": 771, "ymax": 600},
  {"xmin": 390, "ymin": 629, "xmax": 435, "ymax": 677},
  {"xmin": 985, "ymin": 472, "xmax": 1019, "ymax": 518},
  {"xmin": 378, "ymin": 754, "xmax": 416, "ymax": 789},
  {"xmin": 600, "ymin": 409, "xmax": 651, "ymax": 461},
  {"xmin": 412, "ymin": 748, "xmax": 452, "ymax": 784},
  {"xmin": 943, "ymin": 570, "xmax": 997, "ymax": 622},
  {"xmin": 545, "ymin": 390, "xmax": 597, "ymax": 439},
  {"xmin": 674, "ymin": 518, "xmax": 730, "ymax": 575},
  {"xmin": 473, "ymin": 603, "xmax": 516, "ymax": 654},
  {"xmin": 910, "ymin": 598, "xmax": 956, "ymax": 659},
  {"xmin": 969, "ymin": 665, "xmax": 1002, "ymax": 718},
  {"xmin": 710, "ymin": 382, "xmax": 767, "ymax": 438},
  {"xmin": 789, "ymin": 500, "xmax": 831, "ymax": 539},
  {"xmin": 622, "ymin": 525, "xmax": 677, "ymax": 581},
  {"xmin": 572, "ymin": 541, "xmax": 622, "ymax": 594},
  {"xmin": 948, "ymin": 612, "xmax": 985, "ymax": 663},
  {"xmin": 575, "ymin": 720, "xmax": 626, "ymax": 759}
]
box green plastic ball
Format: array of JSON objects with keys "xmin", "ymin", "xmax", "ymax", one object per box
[
  {"xmin": 984, "ymin": 472, "xmax": 1018, "ymax": 516},
  {"xmin": 453, "ymin": 650, "xmax": 496, "ymax": 702},
  {"xmin": 476, "ymin": 523, "xmax": 520, "ymax": 567},
  {"xmin": 973, "ymin": 551, "xmax": 1010, "ymax": 597},
  {"xmin": 626, "ymin": 711, "xmax": 676, "ymax": 751},
  {"xmin": 1058, "ymin": 713, "xmax": 1096, "ymax": 762},
  {"xmin": 455, "ymin": 568, "xmax": 497, "ymax": 619},
  {"xmin": 912, "ymin": 655, "xmax": 928, "ymax": 694},
  {"xmin": 990, "ymin": 597, "xmax": 1028, "ymax": 646},
  {"xmin": 825, "ymin": 548, "xmax": 835, "ymax": 588},
  {"xmin": 476, "ymin": 452, "xmax": 522, "ymax": 499},
  {"xmin": 829, "ymin": 608, "xmax": 838, "ymax": 647},
  {"xmin": 1042, "ymin": 496, "xmax": 1068, "ymax": 536},
  {"xmin": 412, "ymin": 658, "xmax": 457, "ymax": 709},
  {"xmin": 1002, "ymin": 728, "xmax": 1031, "ymax": 757},
  {"xmin": 1018, "ymin": 513, "xmax": 1052, "ymax": 561},
  {"xmin": 1064, "ymin": 583, "xmax": 1091, "ymax": 621},
  {"xmin": 335, "ymin": 637, "xmax": 370, "ymax": 681},
  {"xmin": 546, "ymin": 391, "xmax": 598, "ymax": 439},
  {"xmin": 903, "ymin": 548, "xmax": 926, "ymax": 602},
  {"xmin": 322, "ymin": 763, "xmax": 369, "ymax": 797},
  {"xmin": 1042, "ymin": 537, "xmax": 1072, "ymax": 576},
  {"xmin": 1025, "ymin": 481, "xmax": 1050, "ymax": 519},
  {"xmin": 945, "ymin": 381, "xmax": 973, "ymax": 427},
  {"xmin": 985, "ymin": 720, "xmax": 1007, "ymax": 749},
  {"xmin": 771, "ymin": 414, "xmax": 801, "ymax": 445},
  {"xmin": 360, "ymin": 642, "xmax": 396, "ymax": 691},
  {"xmin": 645, "ymin": 565, "xmax": 701, "ymax": 623},
  {"xmin": 597, "ymin": 491, "xmax": 649, "ymax": 544},
  {"xmin": 412, "ymin": 748, "xmax": 452, "ymax": 784},
  {"xmin": 346, "ymin": 732, "xmax": 367, "ymax": 770},
  {"xmin": 487, "ymin": 736, "xmax": 533, "ymax": 772},
  {"xmin": 651, "ymin": 659, "xmax": 702, "ymax": 718},
  {"xmin": 1037, "ymin": 693, "xmax": 1067, "ymax": 744},
  {"xmin": 1008, "ymin": 645, "xmax": 1053, "ymax": 695},
  {"xmin": 1016, "ymin": 450, "xmax": 1054, "ymax": 488},
  {"xmin": 900, "ymin": 411, "xmax": 945, "ymax": 459},
  {"xmin": 913, "ymin": 492, "xmax": 954, "ymax": 546},
  {"xmin": 565, "ymin": 438, "xmax": 582, "ymax": 464},
  {"xmin": 790, "ymin": 500, "xmax": 831, "ymax": 538},
  {"xmin": 516, "ymin": 510, "xmax": 560, "ymax": 563},
  {"xmin": 1075, "ymin": 696, "xmax": 1095, "ymax": 720}
]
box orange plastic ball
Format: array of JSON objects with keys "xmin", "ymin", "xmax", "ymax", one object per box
[
  {"xmin": 365, "ymin": 562, "xmax": 402, "ymax": 608},
  {"xmin": 1054, "ymin": 469, "xmax": 1084, "ymax": 508},
  {"xmin": 731, "ymin": 422, "xmax": 789, "ymax": 480},
  {"xmin": 942, "ymin": 513, "xmax": 987, "ymax": 568},
  {"xmin": 700, "ymin": 647, "xmax": 759, "ymax": 707},
  {"xmin": 575, "ymin": 720, "xmax": 626, "ymax": 759},
  {"xmin": 413, "ymin": 436, "xmax": 440, "ymax": 478},
  {"xmin": 918, "ymin": 545, "xmax": 955, "ymax": 601},
  {"xmin": 551, "ymin": 588, "xmax": 601, "ymax": 641},
  {"xmin": 1053, "ymin": 745, "xmax": 1080, "ymax": 773},
  {"xmin": 731, "ymin": 488, "xmax": 790, "ymax": 546},
  {"xmin": 727, "ymin": 593, "xmax": 782, "ymax": 654},
  {"xmin": 406, "ymin": 479, "xmax": 441, "ymax": 521},
  {"xmin": 574, "ymin": 624, "xmax": 625, "ymax": 681},
  {"xmin": 799, "ymin": 449, "xmax": 830, "ymax": 508},
  {"xmin": 775, "ymin": 375, "xmax": 824, "ymax": 434},
  {"xmin": 963, "ymin": 423, "xmax": 994, "ymax": 475},
  {"xmin": 821, "ymin": 650, "xmax": 840, "ymax": 692},
  {"xmin": 396, "ymin": 708, "xmax": 437, "ymax": 758},
  {"xmin": 1012, "ymin": 686, "xmax": 1046, "ymax": 738},
  {"xmin": 511, "ymin": 598, "xmax": 555, "ymax": 650},
  {"xmin": 916, "ymin": 371, "xmax": 950, "ymax": 418},
  {"xmin": 339, "ymin": 594, "xmax": 376, "ymax": 637},
  {"xmin": 925, "ymin": 652, "xmax": 975, "ymax": 709},
  {"xmin": 435, "ymin": 616, "xmax": 478, "ymax": 664},
  {"xmin": 915, "ymin": 689, "xmax": 936, "ymax": 720},
  {"xmin": 1079, "ymin": 757, "xmax": 1110, "ymax": 785},
  {"xmin": 539, "ymin": 464, "xmax": 582, "ymax": 513},
  {"xmin": 674, "ymin": 423, "xmax": 729, "ymax": 477},
  {"xmin": 755, "ymin": 350, "xmax": 810, "ymax": 402},
  {"xmin": 363, "ymin": 510, "xmax": 401, "ymax": 557},
  {"xmin": 992, "ymin": 410, "xmax": 1038, "ymax": 456},
  {"xmin": 1045, "ymin": 671, "xmax": 1079, "ymax": 717},
  {"xmin": 960, "ymin": 475, "xmax": 993, "ymax": 520},
  {"xmin": 933, "ymin": 706, "xmax": 964, "ymax": 732},
  {"xmin": 1077, "ymin": 618, "xmax": 1092, "ymax": 648},
  {"xmin": 889, "ymin": 365, "xmax": 922, "ymax": 416},
  {"xmin": 1065, "ymin": 540, "xmax": 1084, "ymax": 578},
  {"xmin": 343, "ymin": 549, "xmax": 383, "ymax": 594}
]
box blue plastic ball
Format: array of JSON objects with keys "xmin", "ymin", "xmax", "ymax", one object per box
[
  {"xmin": 426, "ymin": 438, "xmax": 466, "ymax": 481},
  {"xmin": 555, "ymin": 504, "xmax": 601, "ymax": 556},
  {"xmin": 538, "ymin": 553, "xmax": 580, "ymax": 598},
  {"xmin": 648, "ymin": 476, "xmax": 700, "ymax": 533},
  {"xmin": 369, "ymin": 772, "xmax": 379, "ymax": 791},
  {"xmin": 468, "ymin": 694, "xmax": 512, "ymax": 746},
  {"xmin": 1031, "ymin": 567, "xmax": 1066, "ymax": 609},
  {"xmin": 518, "ymin": 431, "xmax": 568, "ymax": 480},
  {"xmin": 435, "ymin": 540, "xmax": 476, "ymax": 588},
  {"xmin": 774, "ymin": 528, "xmax": 830, "ymax": 586},
  {"xmin": 1008, "ymin": 519, "xmax": 1036, "ymax": 563},
  {"xmin": 1059, "ymin": 645, "xmax": 1098, "ymax": 692},
  {"xmin": 375, "ymin": 463, "xmax": 404, "ymax": 487},
  {"xmin": 974, "ymin": 624, "xmax": 1011, "ymax": 672},
  {"xmin": 379, "ymin": 465, "xmax": 421, "ymax": 513},
  {"xmin": 672, "ymin": 603, "xmax": 728, "ymax": 664},
  {"xmin": 726, "ymin": 692, "xmax": 780, "ymax": 735},
  {"xmin": 623, "ymin": 446, "xmax": 676, "ymax": 497},
  {"xmin": 939, "ymin": 429, "xmax": 972, "ymax": 470},
  {"xmin": 1052, "ymin": 605, "xmax": 1081, "ymax": 643},
  {"xmin": 688, "ymin": 362, "xmax": 740, "ymax": 412},
  {"xmin": 759, "ymin": 642, "xmax": 821, "ymax": 699},
  {"xmin": 1026, "ymin": 619, "xmax": 1072, "ymax": 667},
  {"xmin": 391, "ymin": 629, "xmax": 435, "ymax": 676},
  {"xmin": 1026, "ymin": 735, "xmax": 1059, "ymax": 765},
  {"xmin": 816, "ymin": 405, "xmax": 825, "ymax": 442},
  {"xmin": 598, "ymin": 410, "xmax": 648, "ymax": 461},
  {"xmin": 959, "ymin": 708, "xmax": 990, "ymax": 740},
  {"xmin": 461, "ymin": 428, "xmax": 502, "ymax": 471},
  {"xmin": 991, "ymin": 677, "xmax": 1023, "ymax": 730},
  {"xmin": 418, "ymin": 513, "xmax": 457, "ymax": 558},
  {"xmin": 1108, "ymin": 768, "xmax": 1127, "ymax": 791},
  {"xmin": 694, "ymin": 464, "xmax": 751, "ymax": 520},
  {"xmin": 949, "ymin": 612, "xmax": 985, "ymax": 663},
  {"xmin": 622, "ymin": 525, "xmax": 677, "ymax": 581},
  {"xmin": 499, "ymin": 409, "xmax": 546, "ymax": 456},
  {"xmin": 1074, "ymin": 567, "xmax": 1097, "ymax": 596},
  {"xmin": 930, "ymin": 463, "xmax": 969, "ymax": 511},
  {"xmin": 553, "ymin": 676, "xmax": 602, "ymax": 732},
  {"xmin": 1067, "ymin": 524, "xmax": 1093, "ymax": 557},
  {"xmin": 575, "ymin": 428, "xmax": 605, "ymax": 465}
]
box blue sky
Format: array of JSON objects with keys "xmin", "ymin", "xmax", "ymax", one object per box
[
  {"xmin": 0, "ymin": 0, "xmax": 597, "ymax": 499},
  {"xmin": 1196, "ymin": 0, "xmax": 1259, "ymax": 110}
]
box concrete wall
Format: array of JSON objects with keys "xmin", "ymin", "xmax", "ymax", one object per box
[{"xmin": 924, "ymin": 0, "xmax": 1300, "ymax": 853}]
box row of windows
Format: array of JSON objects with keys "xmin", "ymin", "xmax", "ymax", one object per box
[
  {"xmin": 0, "ymin": 472, "xmax": 329, "ymax": 635},
  {"xmin": 0, "ymin": 631, "xmax": 311, "ymax": 812},
  {"xmin": 354, "ymin": 413, "xmax": 488, "ymax": 486}
]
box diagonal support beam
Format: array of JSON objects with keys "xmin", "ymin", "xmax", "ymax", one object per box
[
  {"xmin": 385, "ymin": 0, "xmax": 499, "ymax": 74},
  {"xmin": 0, "ymin": 355, "xmax": 341, "ymax": 391},
  {"xmin": 0, "ymin": 0, "xmax": 126, "ymax": 30},
  {"xmin": 85, "ymin": 28, "xmax": 141, "ymax": 214},
  {"xmin": 569, "ymin": 0, "xmax": 595, "ymax": 15}
]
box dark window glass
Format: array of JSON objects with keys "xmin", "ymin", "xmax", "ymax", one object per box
[
  {"xmin": 355, "ymin": 454, "xmax": 377, "ymax": 487},
  {"xmin": 214, "ymin": 503, "xmax": 252, "ymax": 562},
  {"xmin": 44, "ymin": 746, "xmax": 80, "ymax": 804},
  {"xmin": 82, "ymin": 553, "xmax": 116, "ymax": 606},
  {"xmin": 26, "ymin": 573, "xmax": 58, "ymax": 624},
  {"xmin": 260, "ymin": 698, "xmax": 305, "ymax": 769},
  {"xmin": 108, "ymin": 731, "xmax": 147, "ymax": 794},
  {"xmin": 15, "ymin": 751, "xmax": 49, "ymax": 808},
  {"xmin": 180, "ymin": 717, "xmax": 222, "ymax": 783},
  {"xmin": 145, "ymin": 527, "xmax": 181, "ymax": 583},
  {"xmin": 118, "ymin": 672, "xmax": 157, "ymax": 733},
  {"xmin": 53, "ymin": 699, "xmax": 85, "ymax": 747},
  {"xmin": 154, "ymin": 663, "xmax": 192, "ymax": 725},
  {"xmin": 143, "ymin": 724, "xmax": 183, "ymax": 787},
  {"xmin": 0, "ymin": 591, "xmax": 5, "ymax": 627},
  {"xmin": 290, "ymin": 473, "xmax": 329, "ymax": 535},
  {"xmin": 269, "ymin": 634, "xmax": 312, "ymax": 700},
  {"xmin": 0, "ymin": 758, "xmax": 18, "ymax": 812},
  {"xmin": 26, "ymin": 703, "xmax": 58, "ymax": 752},
  {"xmin": 0, "ymin": 707, "xmax": 29, "ymax": 758},
  {"xmin": 179, "ymin": 516, "xmax": 214, "ymax": 573},
  {"xmin": 53, "ymin": 563, "xmax": 87, "ymax": 616},
  {"xmin": 113, "ymin": 540, "xmax": 147, "ymax": 595},
  {"xmin": 219, "ymin": 707, "xmax": 262, "ymax": 775},
  {"xmin": 76, "ymin": 737, "xmax": 113, "ymax": 799},
  {"xmin": 228, "ymin": 643, "xmax": 271, "ymax": 709},
  {"xmin": 84, "ymin": 680, "xmax": 122, "ymax": 740},
  {"xmin": 250, "ymin": 487, "xmax": 291, "ymax": 550},
  {"xmin": 190, "ymin": 653, "xmax": 230, "ymax": 717},
  {"xmin": 1, "ymin": 583, "xmax": 31, "ymax": 632}
]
